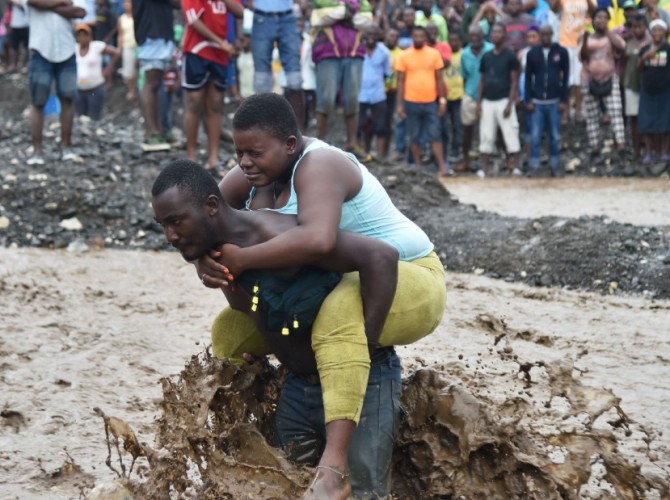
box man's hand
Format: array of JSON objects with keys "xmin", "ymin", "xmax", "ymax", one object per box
[
  {"xmin": 396, "ymin": 104, "xmax": 406, "ymax": 119},
  {"xmin": 526, "ymin": 101, "xmax": 535, "ymax": 112},
  {"xmin": 503, "ymin": 102, "xmax": 512, "ymax": 118},
  {"xmin": 558, "ymin": 102, "xmax": 567, "ymax": 114},
  {"xmin": 438, "ymin": 100, "xmax": 446, "ymax": 117}
]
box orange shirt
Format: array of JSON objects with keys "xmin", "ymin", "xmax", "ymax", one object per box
[{"xmin": 396, "ymin": 45, "xmax": 444, "ymax": 103}]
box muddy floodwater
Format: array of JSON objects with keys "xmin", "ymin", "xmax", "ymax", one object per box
[{"xmin": 0, "ymin": 179, "xmax": 668, "ymax": 498}]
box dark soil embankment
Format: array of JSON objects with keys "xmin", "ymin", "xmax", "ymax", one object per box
[{"xmin": 0, "ymin": 73, "xmax": 668, "ymax": 298}]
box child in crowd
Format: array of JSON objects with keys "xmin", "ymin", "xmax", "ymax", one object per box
[
  {"xmin": 637, "ymin": 19, "xmax": 670, "ymax": 166},
  {"xmin": 236, "ymin": 34, "xmax": 254, "ymax": 99},
  {"xmin": 444, "ymin": 31, "xmax": 465, "ymax": 165},
  {"xmin": 74, "ymin": 23, "xmax": 120, "ymax": 121},
  {"xmin": 117, "ymin": 0, "xmax": 137, "ymax": 100},
  {"xmin": 623, "ymin": 15, "xmax": 651, "ymax": 161}
]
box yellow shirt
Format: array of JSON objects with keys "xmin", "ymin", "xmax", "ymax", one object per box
[
  {"xmin": 385, "ymin": 46, "xmax": 402, "ymax": 92},
  {"xmin": 444, "ymin": 50, "xmax": 464, "ymax": 101}
]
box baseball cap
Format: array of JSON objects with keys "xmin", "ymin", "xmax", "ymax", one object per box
[
  {"xmin": 75, "ymin": 23, "xmax": 93, "ymax": 35},
  {"xmin": 621, "ymin": 0, "xmax": 636, "ymax": 10}
]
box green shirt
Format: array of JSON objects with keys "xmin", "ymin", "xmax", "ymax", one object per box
[{"xmin": 415, "ymin": 11, "xmax": 449, "ymax": 42}]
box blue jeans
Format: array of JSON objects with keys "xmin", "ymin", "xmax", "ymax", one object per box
[
  {"xmin": 252, "ymin": 11, "xmax": 302, "ymax": 91},
  {"xmin": 316, "ymin": 58, "xmax": 363, "ymax": 117},
  {"xmin": 28, "ymin": 51, "xmax": 77, "ymax": 107},
  {"xmin": 75, "ymin": 84, "xmax": 105, "ymax": 121},
  {"xmin": 529, "ymin": 101, "xmax": 561, "ymax": 171},
  {"xmin": 275, "ymin": 347, "xmax": 402, "ymax": 499}
]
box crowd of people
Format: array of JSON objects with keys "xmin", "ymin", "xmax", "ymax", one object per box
[{"xmin": 2, "ymin": 0, "xmax": 670, "ymax": 169}]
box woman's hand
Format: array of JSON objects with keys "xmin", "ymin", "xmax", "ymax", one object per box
[
  {"xmin": 217, "ymin": 243, "xmax": 246, "ymax": 277},
  {"xmin": 195, "ymin": 247, "xmax": 235, "ymax": 288}
]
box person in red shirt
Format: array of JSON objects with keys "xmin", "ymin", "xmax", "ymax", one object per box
[{"xmin": 181, "ymin": 0, "xmax": 243, "ymax": 174}]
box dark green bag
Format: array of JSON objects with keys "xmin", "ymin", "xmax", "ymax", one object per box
[{"xmin": 237, "ymin": 266, "xmax": 342, "ymax": 337}]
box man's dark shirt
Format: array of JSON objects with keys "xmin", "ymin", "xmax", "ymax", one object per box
[{"xmin": 480, "ymin": 48, "xmax": 519, "ymax": 100}]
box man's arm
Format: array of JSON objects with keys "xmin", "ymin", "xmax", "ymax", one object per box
[
  {"xmin": 524, "ymin": 49, "xmax": 533, "ymax": 109},
  {"xmin": 607, "ymin": 29, "xmax": 626, "ymax": 52},
  {"xmin": 560, "ymin": 47, "xmax": 570, "ymax": 104},
  {"xmin": 396, "ymin": 71, "xmax": 406, "ymax": 118},
  {"xmin": 436, "ymin": 67, "xmax": 447, "ymax": 117},
  {"xmin": 27, "ymin": 0, "xmax": 69, "ymax": 9},
  {"xmin": 476, "ymin": 58, "xmax": 485, "ymax": 117},
  {"xmin": 52, "ymin": 3, "xmax": 85, "ymax": 17},
  {"xmin": 102, "ymin": 44, "xmax": 122, "ymax": 79}
]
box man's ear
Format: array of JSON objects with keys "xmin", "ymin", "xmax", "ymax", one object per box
[
  {"xmin": 205, "ymin": 195, "xmax": 220, "ymax": 215},
  {"xmin": 286, "ymin": 135, "xmax": 298, "ymax": 155}
]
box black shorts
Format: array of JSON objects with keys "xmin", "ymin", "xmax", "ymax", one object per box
[
  {"xmin": 10, "ymin": 27, "xmax": 29, "ymax": 50},
  {"xmin": 181, "ymin": 52, "xmax": 227, "ymax": 91},
  {"xmin": 358, "ymin": 101, "xmax": 389, "ymax": 137}
]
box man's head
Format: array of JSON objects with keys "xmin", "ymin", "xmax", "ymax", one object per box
[
  {"xmin": 152, "ymin": 160, "xmax": 225, "ymax": 262},
  {"xmin": 386, "ymin": 28, "xmax": 400, "ymax": 48},
  {"xmin": 650, "ymin": 18, "xmax": 668, "ymax": 43},
  {"xmin": 539, "ymin": 23, "xmax": 554, "ymax": 47},
  {"xmin": 490, "ymin": 22, "xmax": 507, "ymax": 47},
  {"xmin": 506, "ymin": 0, "xmax": 522, "ymax": 17},
  {"xmin": 621, "ymin": 0, "xmax": 637, "ymax": 23},
  {"xmin": 526, "ymin": 24, "xmax": 540, "ymax": 46},
  {"xmin": 363, "ymin": 24, "xmax": 382, "ymax": 49},
  {"xmin": 426, "ymin": 22, "xmax": 439, "ymax": 43},
  {"xmin": 421, "ymin": 0, "xmax": 434, "ymax": 17},
  {"xmin": 631, "ymin": 14, "xmax": 647, "ymax": 39},
  {"xmin": 412, "ymin": 25, "xmax": 428, "ymax": 48},
  {"xmin": 403, "ymin": 7, "xmax": 416, "ymax": 27},
  {"xmin": 593, "ymin": 7, "xmax": 610, "ymax": 33},
  {"xmin": 468, "ymin": 24, "xmax": 485, "ymax": 49},
  {"xmin": 95, "ymin": 0, "xmax": 108, "ymax": 12},
  {"xmin": 448, "ymin": 31, "xmax": 462, "ymax": 51}
]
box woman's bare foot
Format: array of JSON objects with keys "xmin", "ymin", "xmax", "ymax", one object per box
[{"xmin": 302, "ymin": 465, "xmax": 352, "ymax": 500}]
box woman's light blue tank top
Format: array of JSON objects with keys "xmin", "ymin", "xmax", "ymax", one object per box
[{"xmin": 245, "ymin": 139, "xmax": 434, "ymax": 261}]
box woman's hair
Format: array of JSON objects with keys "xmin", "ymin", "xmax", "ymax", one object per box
[{"xmin": 232, "ymin": 93, "xmax": 301, "ymax": 142}]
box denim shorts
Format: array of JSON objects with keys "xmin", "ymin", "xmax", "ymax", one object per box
[
  {"xmin": 28, "ymin": 51, "xmax": 77, "ymax": 107},
  {"xmin": 405, "ymin": 100, "xmax": 441, "ymax": 144},
  {"xmin": 275, "ymin": 347, "xmax": 402, "ymax": 498},
  {"xmin": 252, "ymin": 10, "xmax": 302, "ymax": 91},
  {"xmin": 137, "ymin": 38, "xmax": 174, "ymax": 73},
  {"xmin": 315, "ymin": 57, "xmax": 363, "ymax": 117},
  {"xmin": 182, "ymin": 53, "xmax": 227, "ymax": 91}
]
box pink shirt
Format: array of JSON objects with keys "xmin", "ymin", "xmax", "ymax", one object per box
[{"xmin": 581, "ymin": 33, "xmax": 625, "ymax": 83}]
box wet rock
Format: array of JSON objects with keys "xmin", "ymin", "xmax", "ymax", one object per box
[{"xmin": 59, "ymin": 217, "xmax": 83, "ymax": 232}]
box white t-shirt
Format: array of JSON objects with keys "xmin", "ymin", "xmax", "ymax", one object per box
[
  {"xmin": 76, "ymin": 41, "xmax": 106, "ymax": 90},
  {"xmin": 22, "ymin": 0, "xmax": 86, "ymax": 62},
  {"xmin": 10, "ymin": 4, "xmax": 29, "ymax": 29}
]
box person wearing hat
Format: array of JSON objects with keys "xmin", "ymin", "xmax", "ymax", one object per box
[
  {"xmin": 74, "ymin": 22, "xmax": 119, "ymax": 121},
  {"xmin": 637, "ymin": 18, "xmax": 670, "ymax": 169},
  {"xmin": 20, "ymin": 0, "xmax": 86, "ymax": 166}
]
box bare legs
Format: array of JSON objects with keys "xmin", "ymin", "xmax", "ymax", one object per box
[
  {"xmin": 184, "ymin": 81, "xmax": 224, "ymax": 168},
  {"xmin": 142, "ymin": 69, "xmax": 163, "ymax": 138}
]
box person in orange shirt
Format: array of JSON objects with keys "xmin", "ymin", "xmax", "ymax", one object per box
[{"xmin": 396, "ymin": 25, "xmax": 452, "ymax": 176}]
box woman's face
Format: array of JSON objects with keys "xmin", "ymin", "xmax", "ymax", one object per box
[
  {"xmin": 232, "ymin": 127, "xmax": 297, "ymax": 188},
  {"xmin": 651, "ymin": 25, "xmax": 667, "ymax": 44}
]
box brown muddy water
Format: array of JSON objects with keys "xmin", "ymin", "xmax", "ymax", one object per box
[{"xmin": 1, "ymin": 180, "xmax": 669, "ymax": 498}]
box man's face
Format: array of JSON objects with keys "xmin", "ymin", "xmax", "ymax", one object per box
[
  {"xmin": 632, "ymin": 21, "xmax": 646, "ymax": 39},
  {"xmin": 490, "ymin": 24, "xmax": 505, "ymax": 45},
  {"xmin": 527, "ymin": 30, "xmax": 540, "ymax": 46},
  {"xmin": 506, "ymin": 0, "xmax": 522, "ymax": 17},
  {"xmin": 422, "ymin": 0, "xmax": 433, "ymax": 16},
  {"xmin": 364, "ymin": 27, "xmax": 380, "ymax": 48},
  {"xmin": 403, "ymin": 9, "xmax": 416, "ymax": 26},
  {"xmin": 448, "ymin": 33, "xmax": 462, "ymax": 51},
  {"xmin": 152, "ymin": 187, "xmax": 218, "ymax": 262},
  {"xmin": 540, "ymin": 26, "xmax": 553, "ymax": 46},
  {"xmin": 469, "ymin": 29, "xmax": 484, "ymax": 49},
  {"xmin": 593, "ymin": 11, "xmax": 609, "ymax": 32},
  {"xmin": 386, "ymin": 29, "xmax": 399, "ymax": 48},
  {"xmin": 426, "ymin": 24, "xmax": 439, "ymax": 42},
  {"xmin": 412, "ymin": 28, "xmax": 427, "ymax": 48}
]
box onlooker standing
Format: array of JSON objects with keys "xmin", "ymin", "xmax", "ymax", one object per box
[
  {"xmin": 74, "ymin": 22, "xmax": 120, "ymax": 120},
  {"xmin": 476, "ymin": 23, "xmax": 521, "ymax": 177},
  {"xmin": 386, "ymin": 28, "xmax": 406, "ymax": 160},
  {"xmin": 248, "ymin": 0, "xmax": 304, "ymax": 127},
  {"xmin": 397, "ymin": 7, "xmax": 416, "ymax": 49},
  {"xmin": 358, "ymin": 24, "xmax": 392, "ymax": 160},
  {"xmin": 549, "ymin": 0, "xmax": 596, "ymax": 122},
  {"xmin": 460, "ymin": 24, "xmax": 493, "ymax": 171},
  {"xmin": 298, "ymin": 17, "xmax": 316, "ymax": 130},
  {"xmin": 117, "ymin": 0, "xmax": 137, "ymax": 100},
  {"xmin": 8, "ymin": 0, "xmax": 29, "ymax": 72},
  {"xmin": 133, "ymin": 0, "xmax": 178, "ymax": 150},
  {"xmin": 580, "ymin": 8, "xmax": 626, "ymax": 160},
  {"xmin": 415, "ymin": 0, "xmax": 449, "ymax": 42},
  {"xmin": 93, "ymin": 0, "xmax": 117, "ymax": 45},
  {"xmin": 524, "ymin": 24, "xmax": 569, "ymax": 175},
  {"xmin": 180, "ymin": 0, "xmax": 242, "ymax": 171},
  {"xmin": 396, "ymin": 25, "xmax": 452, "ymax": 176},
  {"xmin": 638, "ymin": 19, "xmax": 670, "ymax": 165},
  {"xmin": 22, "ymin": 0, "xmax": 86, "ymax": 165},
  {"xmin": 444, "ymin": 31, "xmax": 465, "ymax": 165},
  {"xmin": 500, "ymin": 0, "xmax": 536, "ymax": 53},
  {"xmin": 623, "ymin": 14, "xmax": 651, "ymax": 160},
  {"xmin": 460, "ymin": 0, "xmax": 482, "ymax": 44},
  {"xmin": 312, "ymin": 11, "xmax": 365, "ymax": 153}
]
